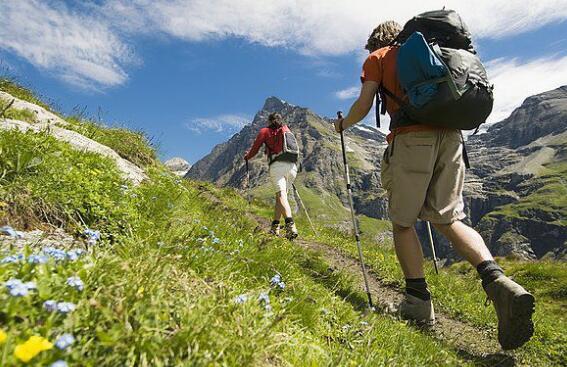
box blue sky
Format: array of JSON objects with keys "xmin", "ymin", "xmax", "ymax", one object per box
[{"xmin": 1, "ymin": 1, "xmax": 567, "ymax": 164}]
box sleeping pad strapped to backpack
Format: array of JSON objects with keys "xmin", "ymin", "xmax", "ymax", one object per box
[{"xmin": 379, "ymin": 9, "xmax": 494, "ymax": 131}]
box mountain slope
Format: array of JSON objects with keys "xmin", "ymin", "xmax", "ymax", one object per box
[
  {"xmin": 457, "ymin": 87, "xmax": 567, "ymax": 260},
  {"xmin": 189, "ymin": 89, "xmax": 567, "ymax": 261},
  {"xmin": 187, "ymin": 97, "xmax": 389, "ymax": 225}
]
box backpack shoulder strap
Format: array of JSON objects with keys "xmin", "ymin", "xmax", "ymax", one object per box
[{"xmin": 380, "ymin": 86, "xmax": 407, "ymax": 108}]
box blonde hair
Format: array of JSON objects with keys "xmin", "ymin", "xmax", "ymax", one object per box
[{"xmin": 365, "ymin": 21, "xmax": 402, "ymax": 52}]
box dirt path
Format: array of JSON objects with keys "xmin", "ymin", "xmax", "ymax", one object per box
[
  {"xmin": 296, "ymin": 237, "xmax": 522, "ymax": 366},
  {"xmin": 250, "ymin": 214, "xmax": 520, "ymax": 366}
]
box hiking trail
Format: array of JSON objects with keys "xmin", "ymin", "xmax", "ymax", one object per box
[{"xmin": 253, "ymin": 215, "xmax": 521, "ymax": 367}]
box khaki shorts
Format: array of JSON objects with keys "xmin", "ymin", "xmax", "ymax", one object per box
[
  {"xmin": 380, "ymin": 129, "xmax": 466, "ymax": 227},
  {"xmin": 269, "ymin": 161, "xmax": 297, "ymax": 194}
]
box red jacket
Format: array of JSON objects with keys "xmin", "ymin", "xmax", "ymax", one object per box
[{"xmin": 244, "ymin": 125, "xmax": 291, "ymax": 160}]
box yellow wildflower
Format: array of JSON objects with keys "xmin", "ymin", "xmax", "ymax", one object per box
[
  {"xmin": 0, "ymin": 329, "xmax": 7, "ymax": 344},
  {"xmin": 14, "ymin": 336, "xmax": 53, "ymax": 362}
]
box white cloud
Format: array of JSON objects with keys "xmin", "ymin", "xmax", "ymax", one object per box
[
  {"xmin": 2, "ymin": 0, "xmax": 567, "ymax": 88},
  {"xmin": 0, "ymin": 1, "xmax": 135, "ymax": 89},
  {"xmin": 335, "ymin": 86, "xmax": 359, "ymax": 100},
  {"xmin": 185, "ymin": 114, "xmax": 250, "ymax": 134},
  {"xmin": 486, "ymin": 55, "xmax": 567, "ymax": 122},
  {"xmin": 102, "ymin": 0, "xmax": 567, "ymax": 56}
]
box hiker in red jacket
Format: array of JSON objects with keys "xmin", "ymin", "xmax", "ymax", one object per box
[
  {"xmin": 244, "ymin": 112, "xmax": 299, "ymax": 239},
  {"xmin": 334, "ymin": 20, "xmax": 534, "ymax": 350}
]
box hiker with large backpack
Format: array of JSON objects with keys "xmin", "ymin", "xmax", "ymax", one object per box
[
  {"xmin": 334, "ymin": 10, "xmax": 535, "ymax": 350},
  {"xmin": 244, "ymin": 112, "xmax": 299, "ymax": 239}
]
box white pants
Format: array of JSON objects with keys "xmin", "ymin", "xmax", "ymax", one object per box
[{"xmin": 269, "ymin": 161, "xmax": 297, "ymax": 194}]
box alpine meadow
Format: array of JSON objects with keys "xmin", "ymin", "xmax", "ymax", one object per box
[{"xmin": 1, "ymin": 1, "xmax": 567, "ymax": 367}]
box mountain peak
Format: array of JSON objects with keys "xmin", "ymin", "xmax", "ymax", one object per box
[{"xmin": 262, "ymin": 96, "xmax": 294, "ymax": 113}]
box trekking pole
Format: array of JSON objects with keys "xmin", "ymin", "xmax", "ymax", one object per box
[
  {"xmin": 426, "ymin": 221, "xmax": 439, "ymax": 275},
  {"xmin": 245, "ymin": 160, "xmax": 252, "ymax": 205},
  {"xmin": 337, "ymin": 111, "xmax": 373, "ymax": 309},
  {"xmin": 291, "ymin": 183, "xmax": 318, "ymax": 236}
]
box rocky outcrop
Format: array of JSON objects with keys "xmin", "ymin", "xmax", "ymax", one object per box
[{"xmin": 0, "ymin": 92, "xmax": 147, "ymax": 185}]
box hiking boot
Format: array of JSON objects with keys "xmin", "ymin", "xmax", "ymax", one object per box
[
  {"xmin": 399, "ymin": 293, "xmax": 435, "ymax": 326},
  {"xmin": 269, "ymin": 222, "xmax": 280, "ymax": 236},
  {"xmin": 284, "ymin": 221, "xmax": 298, "ymax": 240},
  {"xmin": 484, "ymin": 275, "xmax": 535, "ymax": 350}
]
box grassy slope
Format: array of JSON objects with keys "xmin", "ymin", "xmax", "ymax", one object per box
[
  {"xmin": 0, "ymin": 86, "xmax": 469, "ymax": 366},
  {"xmin": 245, "ymin": 123, "xmax": 566, "ymax": 366},
  {"xmin": 249, "ymin": 169, "xmax": 566, "ymax": 366},
  {"xmin": 488, "ymin": 160, "xmax": 567, "ymax": 226},
  {"xmin": 1, "ymin": 82, "xmax": 565, "ymax": 366}
]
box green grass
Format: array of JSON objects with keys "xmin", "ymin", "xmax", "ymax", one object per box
[
  {"xmin": 285, "ymin": 213, "xmax": 566, "ymax": 366},
  {"xmin": 0, "ymin": 98, "xmax": 37, "ymax": 123},
  {"xmin": 0, "ymin": 79, "xmax": 156, "ymax": 169},
  {"xmin": 0, "ymin": 78, "xmax": 52, "ymax": 111},
  {"xmin": 63, "ymin": 116, "xmax": 158, "ymax": 168},
  {"xmin": 488, "ymin": 160, "xmax": 567, "ymax": 226},
  {"xmin": 1, "ymin": 128, "xmax": 473, "ymax": 366},
  {"xmin": 1, "ymin": 82, "xmax": 565, "ymax": 366}
]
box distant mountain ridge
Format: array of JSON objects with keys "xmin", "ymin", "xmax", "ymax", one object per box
[
  {"xmin": 187, "ymin": 96, "xmax": 389, "ymax": 224},
  {"xmin": 188, "ymin": 88, "xmax": 567, "ymax": 261}
]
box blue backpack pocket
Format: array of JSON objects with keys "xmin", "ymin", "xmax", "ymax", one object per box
[{"xmin": 397, "ymin": 32, "xmax": 449, "ymax": 108}]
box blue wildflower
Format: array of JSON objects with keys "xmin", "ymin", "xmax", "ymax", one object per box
[
  {"xmin": 234, "ymin": 294, "xmax": 249, "ymax": 304},
  {"xmin": 270, "ymin": 274, "xmax": 285, "ymax": 291},
  {"xmin": 258, "ymin": 292, "xmax": 272, "ymax": 311},
  {"xmin": 84, "ymin": 228, "xmax": 101, "ymax": 245},
  {"xmin": 270, "ymin": 274, "xmax": 281, "ymax": 286},
  {"xmin": 43, "ymin": 247, "xmax": 67, "ymax": 261},
  {"xmin": 28, "ymin": 254, "xmax": 48, "ymax": 264},
  {"xmin": 43, "ymin": 300, "xmax": 76, "ymax": 314},
  {"xmin": 56, "ymin": 302, "xmax": 77, "ymax": 314},
  {"xmin": 66, "ymin": 249, "xmax": 85, "ymax": 262},
  {"xmin": 43, "ymin": 300, "xmax": 58, "ymax": 312},
  {"xmin": 5, "ymin": 279, "xmax": 35, "ymax": 297},
  {"xmin": 54, "ymin": 333, "xmax": 75, "ymax": 350},
  {"xmin": 66, "ymin": 276, "xmax": 84, "ymax": 291},
  {"xmin": 50, "ymin": 360, "xmax": 68, "ymax": 367},
  {"xmin": 0, "ymin": 225, "xmax": 24, "ymax": 239},
  {"xmin": 212, "ymin": 237, "xmax": 220, "ymax": 244},
  {"xmin": 68, "ymin": 276, "xmax": 84, "ymax": 290},
  {"xmin": 1, "ymin": 253, "xmax": 25, "ymax": 264}
]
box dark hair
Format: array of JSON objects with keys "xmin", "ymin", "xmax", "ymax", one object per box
[
  {"xmin": 365, "ymin": 21, "xmax": 402, "ymax": 53},
  {"xmin": 268, "ymin": 112, "xmax": 283, "ymax": 127}
]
